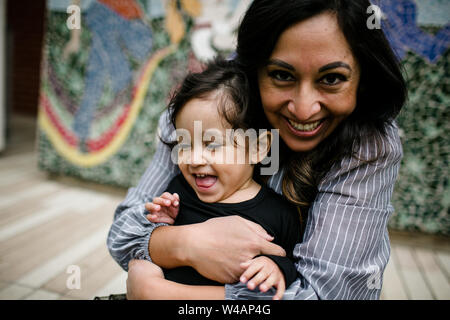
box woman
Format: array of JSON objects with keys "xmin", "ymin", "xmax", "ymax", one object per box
[{"xmin": 108, "ymin": 0, "xmax": 406, "ymax": 299}]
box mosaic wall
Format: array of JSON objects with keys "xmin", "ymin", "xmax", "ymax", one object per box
[
  {"xmin": 38, "ymin": 0, "xmax": 247, "ymax": 186},
  {"xmin": 376, "ymin": 0, "xmax": 449, "ymax": 235},
  {"xmin": 37, "ymin": 1, "xmax": 449, "ymax": 235}
]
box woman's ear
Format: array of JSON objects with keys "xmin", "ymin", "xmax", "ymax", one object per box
[{"xmin": 249, "ymin": 130, "xmax": 272, "ymax": 164}]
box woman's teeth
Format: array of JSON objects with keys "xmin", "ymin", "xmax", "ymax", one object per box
[{"xmin": 288, "ymin": 119, "xmax": 322, "ymax": 131}]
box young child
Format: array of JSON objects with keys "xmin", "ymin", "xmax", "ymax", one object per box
[{"xmin": 135, "ymin": 58, "xmax": 301, "ymax": 300}]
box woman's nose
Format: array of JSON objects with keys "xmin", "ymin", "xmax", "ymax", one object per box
[{"xmin": 287, "ymin": 84, "xmax": 321, "ymax": 121}]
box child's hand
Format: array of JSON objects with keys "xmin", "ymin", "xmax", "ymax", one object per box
[
  {"xmin": 239, "ymin": 256, "xmax": 286, "ymax": 300},
  {"xmin": 145, "ymin": 192, "xmax": 180, "ymax": 224}
]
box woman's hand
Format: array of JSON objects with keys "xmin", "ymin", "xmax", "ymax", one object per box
[{"xmin": 180, "ymin": 216, "xmax": 286, "ymax": 284}]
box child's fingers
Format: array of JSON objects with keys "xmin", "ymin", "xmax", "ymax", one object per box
[
  {"xmin": 173, "ymin": 193, "xmax": 179, "ymax": 206},
  {"xmin": 168, "ymin": 206, "xmax": 179, "ymax": 218},
  {"xmin": 160, "ymin": 192, "xmax": 175, "ymax": 202},
  {"xmin": 162, "ymin": 192, "xmax": 179, "ymax": 207},
  {"xmin": 152, "ymin": 197, "xmax": 172, "ymax": 207},
  {"xmin": 246, "ymin": 269, "xmax": 270, "ymax": 290},
  {"xmin": 239, "ymin": 260, "xmax": 262, "ymax": 284},
  {"xmin": 145, "ymin": 202, "xmax": 161, "ymax": 212},
  {"xmin": 259, "ymin": 272, "xmax": 280, "ymax": 293},
  {"xmin": 147, "ymin": 214, "xmax": 175, "ymax": 224},
  {"xmin": 273, "ymin": 280, "xmax": 286, "ymax": 300}
]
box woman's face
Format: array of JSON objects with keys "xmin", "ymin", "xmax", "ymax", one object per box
[{"xmin": 257, "ymin": 12, "xmax": 360, "ymax": 152}]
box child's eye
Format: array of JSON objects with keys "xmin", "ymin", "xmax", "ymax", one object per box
[
  {"xmin": 320, "ymin": 73, "xmax": 347, "ymax": 86},
  {"xmin": 268, "ymin": 70, "xmax": 295, "ymax": 82},
  {"xmin": 205, "ymin": 143, "xmax": 222, "ymax": 150},
  {"xmin": 177, "ymin": 143, "xmax": 191, "ymax": 150}
]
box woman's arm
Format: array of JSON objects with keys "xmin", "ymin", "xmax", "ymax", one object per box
[
  {"xmin": 150, "ymin": 216, "xmax": 286, "ymax": 283},
  {"xmin": 107, "ymin": 111, "xmax": 179, "ymax": 270},
  {"xmin": 225, "ymin": 123, "xmax": 403, "ymax": 300}
]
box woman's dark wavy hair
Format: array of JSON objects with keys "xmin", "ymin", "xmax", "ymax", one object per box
[{"xmin": 235, "ymin": 0, "xmax": 407, "ymax": 214}]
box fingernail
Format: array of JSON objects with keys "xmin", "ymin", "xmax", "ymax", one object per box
[
  {"xmin": 240, "ymin": 276, "xmax": 246, "ymax": 283},
  {"xmin": 174, "ymin": 201, "xmax": 179, "ymax": 206}
]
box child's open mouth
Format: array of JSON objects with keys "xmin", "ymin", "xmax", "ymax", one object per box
[{"xmin": 194, "ymin": 174, "xmax": 217, "ymax": 189}]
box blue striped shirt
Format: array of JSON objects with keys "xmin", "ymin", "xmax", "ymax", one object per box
[{"xmin": 107, "ymin": 110, "xmax": 403, "ymax": 300}]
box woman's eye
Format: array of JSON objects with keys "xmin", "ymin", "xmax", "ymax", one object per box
[
  {"xmin": 320, "ymin": 73, "xmax": 347, "ymax": 86},
  {"xmin": 268, "ymin": 70, "xmax": 294, "ymax": 82}
]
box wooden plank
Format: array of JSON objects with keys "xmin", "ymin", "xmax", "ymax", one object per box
[
  {"xmin": 44, "ymin": 241, "xmax": 124, "ymax": 299},
  {"xmin": 17, "ymin": 226, "xmax": 111, "ymax": 288},
  {"xmin": 43, "ymin": 242, "xmax": 111, "ymax": 294},
  {"xmin": 24, "ymin": 289, "xmax": 61, "ymax": 300},
  {"xmin": 394, "ymin": 245, "xmax": 433, "ymax": 299},
  {"xmin": 0, "ymin": 181, "xmax": 60, "ymax": 210},
  {"xmin": 0, "ymin": 283, "xmax": 34, "ymax": 299},
  {"xmin": 0, "ymin": 152, "xmax": 36, "ymax": 169},
  {"xmin": 0, "ymin": 190, "xmax": 116, "ymax": 242},
  {"xmin": 435, "ymin": 251, "xmax": 450, "ymax": 279},
  {"xmin": 381, "ymin": 244, "xmax": 408, "ymax": 299},
  {"xmin": 94, "ymin": 271, "xmax": 127, "ymax": 298},
  {"xmin": 0, "ymin": 201, "xmax": 115, "ymax": 282},
  {"xmin": 414, "ymin": 248, "xmax": 450, "ymax": 300}
]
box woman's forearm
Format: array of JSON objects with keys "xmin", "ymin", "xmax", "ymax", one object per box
[
  {"xmin": 149, "ymin": 225, "xmax": 193, "ymax": 268},
  {"xmin": 149, "ymin": 216, "xmax": 286, "ymax": 284}
]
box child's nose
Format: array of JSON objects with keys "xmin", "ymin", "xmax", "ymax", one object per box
[{"xmin": 190, "ymin": 147, "xmax": 207, "ymax": 166}]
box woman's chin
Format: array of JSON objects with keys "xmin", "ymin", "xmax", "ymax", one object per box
[{"xmin": 281, "ymin": 132, "xmax": 322, "ymax": 153}]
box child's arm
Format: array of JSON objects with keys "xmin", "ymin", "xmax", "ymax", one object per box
[
  {"xmin": 140, "ymin": 278, "xmax": 225, "ymax": 300},
  {"xmin": 145, "ymin": 192, "xmax": 180, "ymax": 224},
  {"xmin": 126, "ymin": 259, "xmax": 224, "ymax": 300},
  {"xmin": 239, "ymin": 256, "xmax": 286, "ymax": 300}
]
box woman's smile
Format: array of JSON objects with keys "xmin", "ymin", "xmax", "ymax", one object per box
[{"xmin": 284, "ymin": 116, "xmax": 327, "ymax": 138}]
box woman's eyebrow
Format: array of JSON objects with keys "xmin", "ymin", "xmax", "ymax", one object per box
[
  {"xmin": 265, "ymin": 59, "xmax": 295, "ymax": 71},
  {"xmin": 319, "ymin": 61, "xmax": 351, "ymax": 72}
]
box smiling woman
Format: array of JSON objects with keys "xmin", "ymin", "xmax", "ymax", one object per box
[{"xmin": 109, "ymin": 0, "xmax": 408, "ymax": 301}]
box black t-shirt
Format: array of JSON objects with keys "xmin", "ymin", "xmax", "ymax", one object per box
[{"xmin": 162, "ymin": 174, "xmax": 302, "ymax": 288}]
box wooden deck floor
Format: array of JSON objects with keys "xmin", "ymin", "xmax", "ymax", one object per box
[{"xmin": 0, "ymin": 115, "xmax": 448, "ymax": 300}]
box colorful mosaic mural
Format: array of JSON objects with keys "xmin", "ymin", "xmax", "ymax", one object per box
[
  {"xmin": 37, "ymin": 1, "xmax": 449, "ymax": 234},
  {"xmin": 38, "ymin": 0, "xmax": 247, "ymax": 186}
]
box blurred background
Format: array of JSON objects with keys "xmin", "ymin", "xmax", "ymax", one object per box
[{"xmin": 0, "ymin": 0, "xmax": 448, "ymax": 300}]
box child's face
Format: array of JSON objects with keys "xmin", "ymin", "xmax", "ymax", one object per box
[{"xmin": 175, "ymin": 96, "xmax": 255, "ymax": 203}]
